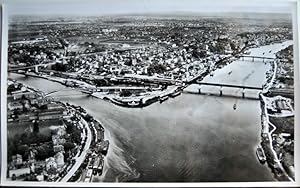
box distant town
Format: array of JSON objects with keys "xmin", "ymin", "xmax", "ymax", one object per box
[{"xmin": 6, "ymin": 15, "xmax": 295, "ymax": 182}]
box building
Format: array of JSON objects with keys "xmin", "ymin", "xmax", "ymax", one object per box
[
  {"xmin": 55, "ymin": 152, "xmax": 65, "ymax": 168},
  {"xmin": 8, "ymin": 167, "xmax": 30, "ymax": 178},
  {"xmin": 52, "ymin": 135, "xmax": 66, "ymax": 146},
  {"xmin": 53, "ymin": 145, "xmax": 64, "ymax": 153},
  {"xmin": 11, "ymin": 154, "xmax": 23, "ymax": 166},
  {"xmin": 45, "ymin": 157, "xmax": 57, "ymax": 172},
  {"xmin": 7, "ymin": 101, "xmax": 23, "ymax": 111}
]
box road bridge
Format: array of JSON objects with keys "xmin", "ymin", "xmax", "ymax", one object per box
[
  {"xmin": 44, "ymin": 88, "xmax": 93, "ymax": 96},
  {"xmin": 8, "ymin": 62, "xmax": 56, "ymax": 73},
  {"xmin": 239, "ymin": 55, "xmax": 275, "ymax": 62},
  {"xmin": 194, "ymin": 81, "xmax": 263, "ymax": 98}
]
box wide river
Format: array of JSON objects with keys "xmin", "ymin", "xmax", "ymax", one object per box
[{"xmin": 8, "ymin": 41, "xmax": 292, "ymax": 182}]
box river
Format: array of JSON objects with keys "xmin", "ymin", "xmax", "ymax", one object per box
[{"xmin": 8, "ymin": 40, "xmax": 293, "ymax": 182}]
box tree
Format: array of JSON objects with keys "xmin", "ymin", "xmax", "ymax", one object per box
[
  {"xmin": 64, "ymin": 142, "xmax": 75, "ymax": 151},
  {"xmin": 7, "ymin": 140, "xmax": 17, "ymax": 162},
  {"xmin": 124, "ymin": 58, "xmax": 133, "ymax": 66},
  {"xmin": 147, "ymin": 63, "xmax": 166, "ymax": 75},
  {"xmin": 230, "ymin": 42, "xmax": 236, "ymax": 51},
  {"xmin": 17, "ymin": 145, "xmax": 30, "ymax": 160},
  {"xmin": 120, "ymin": 90, "xmax": 132, "ymax": 97},
  {"xmin": 94, "ymin": 79, "xmax": 109, "ymax": 87},
  {"xmin": 36, "ymin": 147, "xmax": 48, "ymax": 160},
  {"xmin": 52, "ymin": 62, "xmax": 67, "ymax": 72},
  {"xmin": 71, "ymin": 129, "xmax": 81, "ymax": 144}
]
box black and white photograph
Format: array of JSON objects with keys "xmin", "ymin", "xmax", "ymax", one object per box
[{"xmin": 1, "ymin": 0, "xmax": 299, "ymax": 186}]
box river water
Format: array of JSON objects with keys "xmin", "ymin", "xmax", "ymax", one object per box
[{"xmin": 8, "ymin": 41, "xmax": 293, "ymax": 182}]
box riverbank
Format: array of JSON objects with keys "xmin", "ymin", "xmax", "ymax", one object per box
[
  {"xmin": 11, "ymin": 43, "xmax": 250, "ymax": 109},
  {"xmin": 258, "ymin": 42, "xmax": 294, "ymax": 181},
  {"xmin": 60, "ymin": 103, "xmax": 109, "ymax": 182},
  {"xmin": 14, "ymin": 71, "xmax": 184, "ymax": 108},
  {"xmin": 259, "ymin": 94, "xmax": 294, "ymax": 181}
]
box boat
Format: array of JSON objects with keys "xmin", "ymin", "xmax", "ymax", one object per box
[
  {"xmin": 101, "ymin": 140, "xmax": 109, "ymax": 156},
  {"xmin": 228, "ymin": 71, "xmax": 232, "ymax": 75},
  {"xmin": 233, "ymin": 103, "xmax": 237, "ymax": 110},
  {"xmin": 160, "ymin": 95, "xmax": 169, "ymax": 103},
  {"xmin": 127, "ymin": 100, "xmax": 140, "ymax": 107},
  {"xmin": 97, "ymin": 159, "xmax": 104, "ymax": 175},
  {"xmin": 170, "ymin": 91, "xmax": 181, "ymax": 98},
  {"xmin": 256, "ymin": 145, "xmax": 267, "ymax": 163},
  {"xmin": 92, "ymin": 158, "xmax": 100, "ymax": 175}
]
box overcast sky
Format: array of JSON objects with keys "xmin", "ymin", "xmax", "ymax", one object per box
[{"xmin": 3, "ymin": 0, "xmax": 296, "ymax": 16}]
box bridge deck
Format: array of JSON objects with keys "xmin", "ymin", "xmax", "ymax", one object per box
[
  {"xmin": 196, "ymin": 81, "xmax": 263, "ymax": 90},
  {"xmin": 239, "ymin": 55, "xmax": 275, "ymax": 60}
]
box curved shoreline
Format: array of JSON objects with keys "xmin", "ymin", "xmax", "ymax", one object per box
[
  {"xmin": 12, "ymin": 72, "xmax": 184, "ymax": 108},
  {"xmin": 259, "ymin": 94, "xmax": 293, "ymax": 181},
  {"xmin": 258, "ymin": 44, "xmax": 294, "ymax": 181}
]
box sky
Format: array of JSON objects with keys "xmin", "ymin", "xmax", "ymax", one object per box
[{"xmin": 1, "ymin": 0, "xmax": 296, "ymax": 16}]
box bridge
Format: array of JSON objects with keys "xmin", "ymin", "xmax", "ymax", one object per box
[
  {"xmin": 43, "ymin": 88, "xmax": 93, "ymax": 97},
  {"xmin": 8, "ymin": 65, "xmax": 39, "ymax": 72},
  {"xmin": 8, "ymin": 62, "xmax": 58, "ymax": 73},
  {"xmin": 194, "ymin": 81, "xmax": 263, "ymax": 98},
  {"xmin": 239, "ymin": 55, "xmax": 275, "ymax": 62}
]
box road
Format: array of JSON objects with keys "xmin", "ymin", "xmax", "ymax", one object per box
[{"xmin": 60, "ymin": 115, "xmax": 92, "ymax": 182}]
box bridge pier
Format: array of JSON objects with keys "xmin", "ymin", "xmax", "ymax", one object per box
[
  {"xmin": 252, "ymin": 57, "xmax": 254, "ymax": 62},
  {"xmin": 198, "ymin": 87, "xmax": 201, "ymax": 94},
  {"xmin": 35, "ymin": 65, "xmax": 39, "ymax": 73},
  {"xmin": 220, "ymin": 87, "xmax": 223, "ymax": 96},
  {"xmin": 242, "ymin": 56, "xmax": 244, "ymax": 61},
  {"xmin": 242, "ymin": 89, "xmax": 245, "ymax": 98}
]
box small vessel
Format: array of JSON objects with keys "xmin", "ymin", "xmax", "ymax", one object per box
[
  {"xmin": 97, "ymin": 159, "xmax": 104, "ymax": 175},
  {"xmin": 256, "ymin": 145, "xmax": 267, "ymax": 164},
  {"xmin": 170, "ymin": 91, "xmax": 181, "ymax": 98},
  {"xmin": 233, "ymin": 103, "xmax": 237, "ymax": 110},
  {"xmin": 98, "ymin": 140, "xmax": 109, "ymax": 156},
  {"xmin": 128, "ymin": 101, "xmax": 139, "ymax": 107},
  {"xmin": 160, "ymin": 95, "xmax": 169, "ymax": 103},
  {"xmin": 228, "ymin": 71, "xmax": 232, "ymax": 75}
]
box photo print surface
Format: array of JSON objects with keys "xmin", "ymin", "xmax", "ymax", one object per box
[{"xmin": 2, "ymin": 0, "xmax": 296, "ymax": 184}]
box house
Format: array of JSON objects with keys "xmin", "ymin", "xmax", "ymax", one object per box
[
  {"xmin": 55, "ymin": 152, "xmax": 65, "ymax": 168},
  {"xmin": 7, "ymin": 101, "xmax": 23, "ymax": 111},
  {"xmin": 8, "ymin": 166, "xmax": 30, "ymax": 178},
  {"xmin": 45, "ymin": 157, "xmax": 57, "ymax": 172},
  {"xmin": 53, "ymin": 145, "xmax": 64, "ymax": 153},
  {"xmin": 11, "ymin": 154, "xmax": 23, "ymax": 166},
  {"xmin": 52, "ymin": 134, "xmax": 66, "ymax": 146},
  {"xmin": 56, "ymin": 127, "xmax": 66, "ymax": 137}
]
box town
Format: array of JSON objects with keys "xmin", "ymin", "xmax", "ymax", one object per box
[
  {"xmin": 7, "ymin": 81, "xmax": 109, "ymax": 182},
  {"xmin": 8, "ymin": 16, "xmax": 292, "ymax": 107}
]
